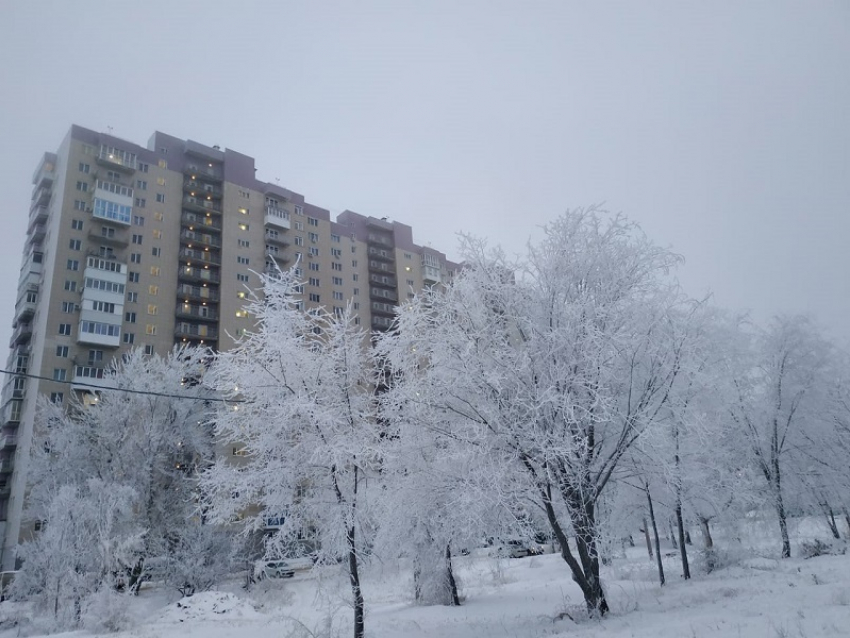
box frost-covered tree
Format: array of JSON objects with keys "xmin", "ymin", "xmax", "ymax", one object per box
[
  {"xmin": 728, "ymin": 316, "xmax": 835, "ymax": 558},
  {"xmin": 202, "ymin": 266, "xmax": 380, "ymax": 638},
  {"xmin": 378, "ymin": 208, "xmax": 691, "ymax": 615},
  {"xmin": 25, "ymin": 346, "xmax": 217, "ymax": 596}
]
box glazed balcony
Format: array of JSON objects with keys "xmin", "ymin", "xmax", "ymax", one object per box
[{"xmin": 96, "ymin": 147, "xmax": 137, "ymax": 173}]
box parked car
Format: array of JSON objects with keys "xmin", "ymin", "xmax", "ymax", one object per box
[
  {"xmin": 255, "ymin": 560, "xmax": 295, "ymax": 579},
  {"xmin": 496, "ymin": 540, "xmax": 544, "ymax": 559}
]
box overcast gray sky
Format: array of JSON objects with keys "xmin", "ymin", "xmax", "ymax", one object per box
[{"xmin": 1, "ymin": 1, "xmax": 848, "ymax": 351}]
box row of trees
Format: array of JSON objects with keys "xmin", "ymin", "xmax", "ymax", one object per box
[{"xmin": 16, "ymin": 208, "xmax": 850, "ymax": 638}]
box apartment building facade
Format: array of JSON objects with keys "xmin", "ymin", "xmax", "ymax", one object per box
[{"xmin": 0, "ymin": 125, "xmax": 458, "ymax": 570}]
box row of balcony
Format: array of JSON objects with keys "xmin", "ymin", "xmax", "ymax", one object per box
[
  {"xmin": 177, "ymin": 284, "xmax": 220, "ymax": 303},
  {"xmin": 182, "ymin": 212, "xmax": 222, "ymax": 232},
  {"xmin": 183, "ymin": 196, "xmax": 222, "ymax": 214},
  {"xmin": 180, "ymin": 247, "xmax": 221, "ymax": 266}
]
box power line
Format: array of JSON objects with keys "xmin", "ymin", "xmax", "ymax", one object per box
[{"xmin": 0, "ymin": 368, "xmax": 246, "ymax": 403}]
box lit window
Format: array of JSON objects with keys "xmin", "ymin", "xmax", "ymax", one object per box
[
  {"xmin": 147, "ymin": 305, "xmax": 158, "ymax": 316},
  {"xmin": 145, "ymin": 324, "xmax": 157, "ymax": 335}
]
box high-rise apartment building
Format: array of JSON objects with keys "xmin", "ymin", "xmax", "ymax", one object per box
[{"xmin": 0, "ymin": 125, "xmax": 458, "ymax": 570}]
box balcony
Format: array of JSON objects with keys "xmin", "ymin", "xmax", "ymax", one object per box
[
  {"xmin": 265, "ymin": 229, "xmax": 290, "ymax": 246},
  {"xmin": 71, "ymin": 366, "xmax": 118, "ymax": 392},
  {"xmin": 367, "ymin": 233, "xmax": 393, "ymax": 248},
  {"xmin": 369, "ymin": 273, "xmax": 397, "ymax": 288},
  {"xmin": 175, "ymin": 304, "xmax": 219, "ymax": 322},
  {"xmin": 184, "ymin": 164, "xmax": 223, "ymax": 183},
  {"xmin": 175, "ymin": 322, "xmax": 218, "ymax": 341},
  {"xmin": 177, "ymin": 284, "xmax": 219, "ymax": 303},
  {"xmin": 96, "ymin": 147, "xmax": 137, "ymax": 172},
  {"xmin": 28, "ymin": 204, "xmax": 48, "ymax": 230},
  {"xmin": 370, "ymin": 287, "xmax": 398, "ymax": 302},
  {"xmin": 371, "ymin": 300, "xmax": 396, "ymax": 316},
  {"xmin": 183, "ymin": 180, "xmax": 223, "ymax": 199},
  {"xmin": 423, "ymin": 265, "xmax": 442, "ymax": 285},
  {"xmin": 178, "ymin": 266, "xmax": 221, "ymax": 284},
  {"xmin": 0, "ymin": 457, "xmax": 14, "ymax": 474},
  {"xmin": 265, "ymin": 206, "xmax": 291, "ymax": 230},
  {"xmin": 180, "ymin": 229, "xmax": 222, "ymax": 248},
  {"xmin": 368, "ymin": 247, "xmax": 395, "ymax": 263},
  {"xmin": 88, "ymin": 227, "xmax": 129, "ymax": 247},
  {"xmin": 182, "ymin": 212, "xmax": 222, "ymax": 232},
  {"xmin": 1, "ymin": 433, "xmax": 17, "ymax": 450},
  {"xmin": 368, "ymin": 260, "xmax": 395, "ymax": 274},
  {"xmin": 10, "ymin": 322, "xmax": 32, "ymax": 347},
  {"xmin": 183, "ymin": 196, "xmax": 222, "ymax": 215},
  {"xmin": 29, "ymin": 223, "xmax": 46, "ymax": 245},
  {"xmin": 372, "ymin": 315, "xmax": 395, "ymax": 331},
  {"xmin": 31, "ymin": 186, "xmax": 51, "ymax": 209},
  {"xmin": 32, "ymin": 161, "xmax": 55, "ymax": 189},
  {"xmin": 14, "ymin": 296, "xmax": 36, "ymax": 324},
  {"xmin": 180, "ymin": 247, "xmax": 221, "ymax": 266}
]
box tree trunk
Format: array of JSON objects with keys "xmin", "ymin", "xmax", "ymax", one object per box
[
  {"xmin": 771, "ymin": 466, "xmax": 791, "ymax": 558},
  {"xmin": 825, "ymin": 505, "xmax": 840, "ymax": 540},
  {"xmin": 445, "ymin": 544, "xmax": 460, "ymax": 606},
  {"xmin": 843, "ymin": 509, "xmax": 850, "ymax": 538},
  {"xmin": 642, "ymin": 518, "xmax": 654, "ymax": 560},
  {"xmin": 347, "ymin": 524, "xmax": 364, "ymax": 638},
  {"xmin": 646, "ymin": 485, "xmax": 665, "ymax": 586},
  {"xmin": 685, "ymin": 530, "xmax": 692, "ymax": 545},
  {"xmin": 699, "ymin": 516, "xmax": 713, "ymax": 549},
  {"xmin": 675, "ymin": 499, "xmax": 690, "ymax": 580},
  {"xmin": 540, "ymin": 485, "xmax": 609, "ymax": 616}
]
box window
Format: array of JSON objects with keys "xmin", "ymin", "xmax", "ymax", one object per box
[
  {"xmin": 294, "ymin": 205, "xmax": 303, "ymax": 215},
  {"xmin": 73, "ymin": 200, "xmax": 86, "ymax": 211},
  {"xmin": 70, "ymin": 218, "xmax": 81, "ymax": 230},
  {"xmin": 353, "ymin": 302, "xmax": 360, "ymax": 310},
  {"xmin": 308, "ymin": 293, "xmax": 320, "ymax": 302},
  {"xmin": 294, "ymin": 236, "xmax": 304, "ymax": 246},
  {"xmin": 353, "ymin": 273, "xmax": 359, "ymax": 281},
  {"xmin": 126, "ymin": 291, "xmax": 137, "ymax": 303},
  {"xmin": 76, "ymin": 181, "xmax": 88, "ymax": 192},
  {"xmin": 308, "ymin": 217, "xmax": 319, "ymax": 227},
  {"xmin": 128, "ymin": 272, "xmax": 140, "ymax": 283},
  {"xmin": 50, "ymin": 392, "xmax": 64, "ymax": 404},
  {"xmin": 238, "ymin": 239, "xmax": 249, "ymax": 248},
  {"xmin": 135, "ymin": 197, "xmax": 146, "ymax": 208},
  {"xmin": 293, "ymin": 221, "xmax": 304, "ymax": 231},
  {"xmin": 333, "ymin": 306, "xmax": 344, "ymax": 317},
  {"xmin": 404, "ymin": 252, "xmax": 412, "ymax": 260},
  {"xmin": 106, "ymin": 170, "xmax": 121, "ymax": 181},
  {"xmin": 145, "ymin": 324, "xmax": 157, "ymax": 335},
  {"xmin": 309, "ymin": 232, "xmax": 319, "ymax": 243},
  {"xmin": 309, "ymin": 262, "xmax": 320, "ymax": 271},
  {"xmin": 352, "ymin": 245, "xmax": 357, "ymax": 253},
  {"xmin": 101, "ymin": 226, "xmax": 115, "ymax": 238},
  {"xmin": 125, "ymin": 312, "xmax": 137, "ymax": 323},
  {"xmin": 53, "ymin": 369, "xmax": 67, "ymax": 382},
  {"xmin": 158, "ymin": 159, "xmax": 167, "ymax": 169},
  {"xmin": 61, "ymin": 301, "xmax": 74, "ymax": 313},
  {"xmin": 156, "ymin": 177, "xmax": 165, "ymax": 186},
  {"xmin": 136, "ymin": 179, "xmax": 147, "ymax": 190},
  {"xmin": 58, "ymin": 323, "xmax": 72, "ymax": 336},
  {"xmin": 309, "ymin": 247, "xmax": 319, "ymax": 256},
  {"xmin": 123, "ymin": 333, "xmax": 135, "ymax": 344},
  {"xmin": 332, "ymin": 276, "xmax": 343, "ymax": 286},
  {"xmin": 154, "ymin": 212, "xmax": 163, "ymax": 222},
  {"xmin": 144, "ymin": 345, "xmax": 154, "ymax": 356},
  {"xmin": 333, "ymin": 291, "xmax": 344, "ymax": 301},
  {"xmin": 332, "ymin": 248, "xmax": 342, "ymax": 258},
  {"xmin": 238, "ymin": 207, "xmax": 248, "ymax": 215},
  {"xmin": 147, "ymin": 304, "xmax": 158, "ymax": 316},
  {"xmin": 150, "ymin": 266, "xmax": 160, "ymax": 277},
  {"xmin": 238, "ymin": 223, "xmax": 249, "ymax": 231},
  {"xmin": 79, "ymin": 162, "xmax": 90, "ymax": 174},
  {"xmin": 130, "ymin": 253, "xmax": 141, "ymax": 264},
  {"xmin": 148, "ymin": 285, "xmax": 158, "ymax": 295},
  {"xmin": 88, "ymin": 350, "xmax": 104, "ymax": 363},
  {"xmin": 332, "ymin": 262, "xmax": 342, "ymax": 272},
  {"xmin": 331, "ymin": 234, "xmax": 341, "ymax": 243},
  {"xmin": 152, "ymin": 229, "xmax": 162, "ymax": 240},
  {"xmin": 139, "ymin": 162, "xmax": 149, "ymax": 173},
  {"xmin": 352, "ymin": 260, "xmax": 358, "ymax": 267},
  {"xmin": 353, "ymin": 287, "xmax": 359, "ymax": 295},
  {"xmin": 237, "ymin": 256, "xmax": 249, "ymax": 265},
  {"xmin": 294, "ymin": 267, "xmax": 303, "ymax": 277},
  {"xmin": 55, "ymin": 345, "xmax": 69, "ymax": 358},
  {"xmin": 155, "ymin": 193, "xmax": 165, "ymax": 203},
  {"xmin": 69, "ymin": 239, "xmax": 81, "ymax": 250},
  {"xmin": 133, "ymin": 215, "xmax": 145, "ymax": 226},
  {"xmin": 308, "ymin": 277, "xmax": 320, "ymax": 287},
  {"xmin": 407, "ymin": 279, "xmax": 414, "ymax": 286},
  {"xmin": 66, "ymin": 259, "xmax": 79, "ymax": 271},
  {"xmin": 64, "ymin": 280, "xmax": 77, "ymax": 292},
  {"xmin": 151, "ymin": 247, "xmax": 161, "ymax": 257},
  {"xmin": 132, "ymin": 234, "xmax": 143, "ymax": 244},
  {"xmin": 238, "ymin": 189, "xmax": 250, "ymax": 199},
  {"xmin": 80, "ymin": 321, "xmax": 120, "ymax": 337}
]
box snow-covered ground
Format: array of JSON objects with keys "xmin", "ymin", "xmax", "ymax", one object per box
[{"xmin": 3, "ymin": 518, "xmax": 849, "ymax": 638}]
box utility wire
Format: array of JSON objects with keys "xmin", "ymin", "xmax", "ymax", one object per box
[{"xmin": 0, "ymin": 368, "xmax": 247, "ymax": 403}]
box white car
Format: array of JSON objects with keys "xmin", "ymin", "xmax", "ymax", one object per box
[{"xmin": 255, "ymin": 560, "xmax": 295, "ymax": 579}]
